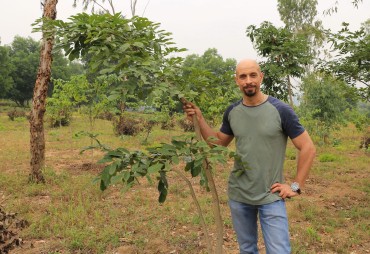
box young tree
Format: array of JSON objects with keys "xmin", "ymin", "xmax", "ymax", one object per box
[
  {"xmin": 299, "ymin": 72, "xmax": 350, "ymax": 144},
  {"xmin": 53, "ymin": 13, "xmax": 186, "ymax": 127},
  {"xmin": 29, "ymin": 0, "xmax": 58, "ymax": 183},
  {"xmin": 276, "ymin": 0, "xmax": 324, "ymax": 105}
]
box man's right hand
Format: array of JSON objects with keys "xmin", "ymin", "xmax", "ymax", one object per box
[{"xmin": 182, "ymin": 101, "xmax": 202, "ymax": 122}]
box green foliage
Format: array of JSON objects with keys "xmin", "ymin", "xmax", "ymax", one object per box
[
  {"xmin": 81, "ymin": 135, "xmax": 235, "ymax": 203},
  {"xmin": 246, "ymin": 22, "xmax": 312, "ymax": 101},
  {"xmin": 299, "ymin": 72, "xmax": 351, "ymax": 143},
  {"xmin": 47, "ymin": 75, "xmax": 114, "ymax": 127},
  {"xmin": 77, "ymin": 74, "xmax": 115, "ymax": 127},
  {"xmin": 0, "ymin": 45, "xmax": 14, "ymax": 98},
  {"xmin": 277, "ymin": 0, "xmax": 324, "ymax": 60},
  {"xmin": 6, "ymin": 36, "xmax": 39, "ymax": 106},
  {"xmin": 320, "ymin": 21, "xmax": 370, "ymax": 102},
  {"xmin": 46, "ymin": 13, "xmax": 186, "ymax": 113},
  {"xmin": 46, "ymin": 76, "xmax": 86, "ymax": 127},
  {"xmin": 318, "ymin": 153, "xmax": 338, "ymax": 162},
  {"xmin": 277, "ymin": 0, "xmax": 318, "ymax": 32},
  {"xmin": 2, "ymin": 36, "xmax": 84, "ymax": 106},
  {"xmin": 179, "ymin": 49, "xmax": 239, "ymax": 123}
]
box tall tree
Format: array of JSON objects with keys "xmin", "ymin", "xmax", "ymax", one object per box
[
  {"xmin": 7, "ymin": 36, "xmax": 40, "ymax": 106},
  {"xmin": 29, "ymin": 0, "xmax": 58, "ymax": 183},
  {"xmin": 0, "ymin": 44, "xmax": 14, "ymax": 98},
  {"xmin": 277, "ymin": 0, "xmax": 323, "ymax": 105},
  {"xmin": 323, "ymin": 0, "xmax": 364, "ymax": 16},
  {"xmin": 322, "ymin": 21, "xmax": 370, "ymax": 102},
  {"xmin": 246, "ymin": 22, "xmax": 312, "ymax": 103},
  {"xmin": 278, "ymin": 0, "xmax": 319, "ymax": 33},
  {"xmin": 299, "ymin": 73, "xmax": 351, "ymax": 143},
  {"xmin": 73, "ymin": 0, "xmax": 116, "ymax": 14},
  {"xmin": 3, "ymin": 36, "xmax": 84, "ymax": 105}
]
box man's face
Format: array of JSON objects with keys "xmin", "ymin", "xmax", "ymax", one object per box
[{"xmin": 235, "ymin": 63, "xmax": 264, "ymax": 97}]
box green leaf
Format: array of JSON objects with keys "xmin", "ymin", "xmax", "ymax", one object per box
[
  {"xmin": 108, "ymin": 163, "xmax": 118, "ymax": 175},
  {"xmin": 123, "ymin": 171, "xmax": 131, "ymax": 182},
  {"xmin": 233, "ymin": 168, "xmax": 245, "ymax": 177},
  {"xmin": 111, "ymin": 174, "xmax": 123, "ymax": 184},
  {"xmin": 148, "ymin": 163, "xmax": 163, "ymax": 174},
  {"xmin": 100, "ymin": 180, "xmax": 107, "ymax": 191},
  {"xmin": 157, "ymin": 172, "xmax": 168, "ymax": 203},
  {"xmin": 191, "ymin": 165, "xmax": 202, "ymax": 177},
  {"xmin": 158, "ymin": 188, "xmax": 167, "ymax": 203},
  {"xmin": 171, "ymin": 155, "xmax": 180, "ymax": 165},
  {"xmin": 185, "ymin": 160, "xmax": 194, "ymax": 172},
  {"xmin": 133, "ymin": 42, "xmax": 144, "ymax": 48}
]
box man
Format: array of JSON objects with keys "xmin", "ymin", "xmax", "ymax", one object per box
[{"xmin": 183, "ymin": 59, "xmax": 316, "ymax": 254}]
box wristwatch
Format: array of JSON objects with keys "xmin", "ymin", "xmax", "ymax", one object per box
[{"xmin": 291, "ymin": 182, "xmax": 301, "ymax": 195}]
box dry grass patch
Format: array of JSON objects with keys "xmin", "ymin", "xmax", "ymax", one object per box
[{"xmin": 0, "ymin": 112, "xmax": 368, "ymax": 253}]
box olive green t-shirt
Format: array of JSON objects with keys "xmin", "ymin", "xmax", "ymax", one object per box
[{"xmin": 220, "ymin": 96, "xmax": 305, "ymax": 205}]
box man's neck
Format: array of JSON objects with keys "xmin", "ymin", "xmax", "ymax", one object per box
[{"xmin": 243, "ymin": 93, "xmax": 268, "ymax": 106}]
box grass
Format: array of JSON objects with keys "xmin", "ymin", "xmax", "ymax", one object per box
[{"xmin": 0, "ymin": 109, "xmax": 369, "ymax": 254}]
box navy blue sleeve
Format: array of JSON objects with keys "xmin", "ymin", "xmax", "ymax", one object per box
[
  {"xmin": 219, "ymin": 102, "xmax": 239, "ymax": 136},
  {"xmin": 269, "ymin": 97, "xmax": 305, "ymax": 139}
]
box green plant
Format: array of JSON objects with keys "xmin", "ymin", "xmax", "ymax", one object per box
[
  {"xmin": 318, "ymin": 153, "xmax": 339, "ymax": 162},
  {"xmin": 306, "ymin": 227, "xmax": 321, "ymax": 242},
  {"xmin": 82, "ymin": 133, "xmax": 236, "ymax": 254}
]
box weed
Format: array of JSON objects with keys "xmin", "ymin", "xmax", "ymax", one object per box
[
  {"xmin": 306, "ymin": 226, "xmax": 321, "ymax": 242},
  {"xmin": 318, "ymin": 153, "xmax": 339, "ymax": 162}
]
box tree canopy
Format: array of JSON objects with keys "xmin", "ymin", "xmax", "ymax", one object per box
[
  {"xmin": 321, "ymin": 21, "xmax": 370, "ymax": 102},
  {"xmin": 246, "ymin": 22, "xmax": 312, "ymax": 101},
  {"xmin": 0, "ymin": 36, "xmax": 84, "ymax": 105}
]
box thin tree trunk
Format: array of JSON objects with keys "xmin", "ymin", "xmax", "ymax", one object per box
[
  {"xmin": 173, "ymin": 169, "xmax": 213, "ymax": 254},
  {"xmin": 180, "ymin": 97, "xmax": 224, "ymax": 254},
  {"xmin": 29, "ymin": 0, "xmax": 58, "ymax": 183},
  {"xmin": 287, "ymin": 75, "xmax": 294, "ymax": 107}
]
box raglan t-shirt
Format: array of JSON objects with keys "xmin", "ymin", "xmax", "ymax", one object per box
[{"xmin": 220, "ymin": 96, "xmax": 305, "ymax": 205}]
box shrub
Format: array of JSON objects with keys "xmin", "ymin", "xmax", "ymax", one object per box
[
  {"xmin": 7, "ymin": 109, "xmax": 27, "ymax": 121},
  {"xmin": 48, "ymin": 111, "xmax": 72, "ymax": 128},
  {"xmin": 113, "ymin": 115, "xmax": 143, "ymax": 136},
  {"xmin": 161, "ymin": 117, "xmax": 176, "ymax": 130},
  {"xmin": 96, "ymin": 111, "xmax": 114, "ymax": 121},
  {"xmin": 178, "ymin": 118, "xmax": 194, "ymax": 132}
]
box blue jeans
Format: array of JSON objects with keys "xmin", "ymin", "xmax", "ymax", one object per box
[{"xmin": 229, "ymin": 199, "xmax": 291, "ymax": 254}]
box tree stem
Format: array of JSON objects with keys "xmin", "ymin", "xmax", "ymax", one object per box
[
  {"xmin": 172, "ymin": 169, "xmax": 213, "ymax": 254},
  {"xmin": 180, "ymin": 97, "xmax": 224, "ymax": 254}
]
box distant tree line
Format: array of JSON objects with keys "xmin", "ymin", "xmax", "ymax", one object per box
[{"xmin": 0, "ymin": 36, "xmax": 85, "ymax": 106}]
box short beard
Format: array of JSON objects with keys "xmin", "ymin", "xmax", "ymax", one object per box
[
  {"xmin": 243, "ymin": 88, "xmax": 256, "ymax": 97},
  {"xmin": 244, "ymin": 91, "xmax": 256, "ymax": 97}
]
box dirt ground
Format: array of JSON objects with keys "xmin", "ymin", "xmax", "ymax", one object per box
[{"xmin": 1, "ymin": 130, "xmax": 369, "ymax": 254}]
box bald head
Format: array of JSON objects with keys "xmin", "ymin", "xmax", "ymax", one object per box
[
  {"xmin": 234, "ymin": 58, "xmax": 264, "ymax": 98},
  {"xmin": 236, "ymin": 59, "xmax": 261, "ymax": 75}
]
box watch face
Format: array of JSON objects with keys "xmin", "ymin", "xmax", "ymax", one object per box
[{"xmin": 291, "ymin": 182, "xmax": 300, "ymax": 192}]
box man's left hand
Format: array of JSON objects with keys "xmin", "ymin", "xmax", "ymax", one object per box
[{"xmin": 270, "ymin": 183, "xmax": 299, "ymax": 199}]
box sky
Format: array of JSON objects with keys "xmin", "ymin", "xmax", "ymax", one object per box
[{"xmin": 1, "ymin": 0, "xmax": 369, "ymax": 62}]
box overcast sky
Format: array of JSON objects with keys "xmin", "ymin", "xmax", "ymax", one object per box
[{"xmin": 1, "ymin": 0, "xmax": 369, "ymax": 62}]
